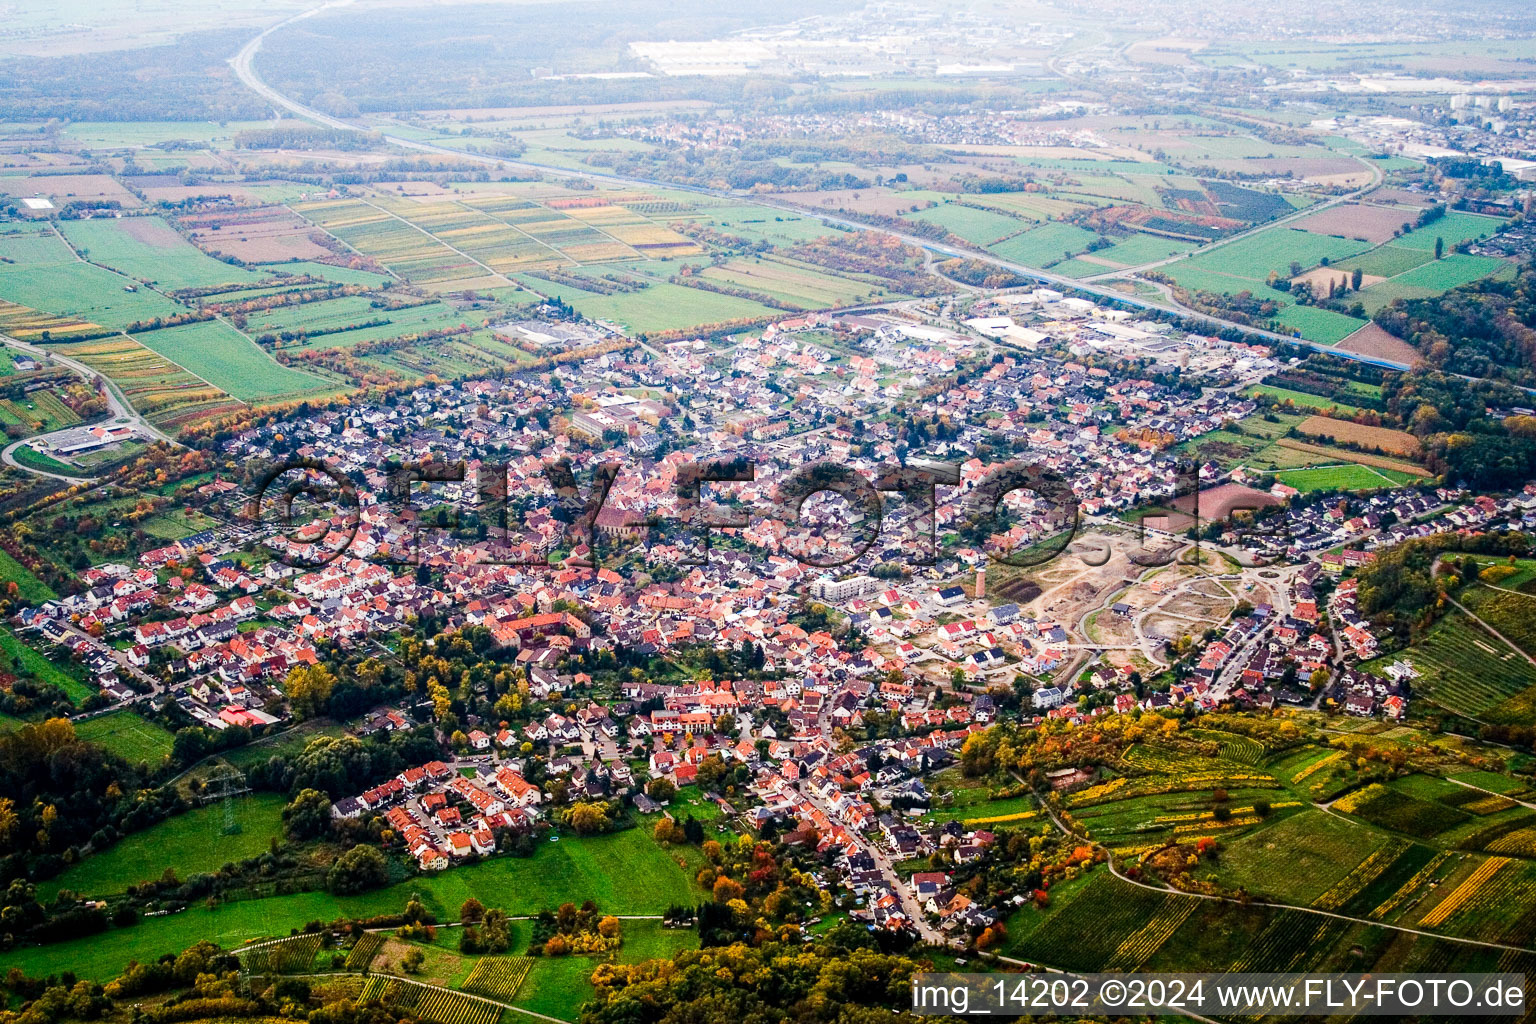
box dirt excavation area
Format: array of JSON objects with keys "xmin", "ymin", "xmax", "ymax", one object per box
[{"xmin": 1001, "ymin": 528, "xmax": 1177, "ymax": 625}]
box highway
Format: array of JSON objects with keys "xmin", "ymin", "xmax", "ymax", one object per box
[{"xmin": 227, "ymin": 11, "xmax": 1415, "ymax": 371}]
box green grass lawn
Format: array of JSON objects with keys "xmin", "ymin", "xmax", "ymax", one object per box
[
  {"xmin": 0, "ymin": 628, "xmax": 92, "ymax": 702},
  {"xmin": 511, "ymin": 954, "xmax": 597, "ymax": 1020},
  {"xmin": 0, "ymin": 548, "xmax": 56, "ymax": 602},
  {"xmin": 74, "ymin": 709, "xmax": 177, "ymax": 762},
  {"xmin": 1276, "ymin": 464, "xmax": 1395, "ymax": 492},
  {"xmin": 616, "ymin": 918, "xmax": 699, "ymax": 962},
  {"xmin": 12, "ymin": 444, "xmax": 79, "ymax": 476},
  {"xmin": 39, "ymin": 794, "xmax": 288, "ymax": 900},
  {"xmin": 1245, "ymin": 387, "xmax": 1365, "ymax": 414},
  {"xmin": 1, "ymin": 826, "xmax": 698, "ymax": 982}
]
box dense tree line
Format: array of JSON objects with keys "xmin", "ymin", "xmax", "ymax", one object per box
[
  {"xmin": 1380, "ymin": 370, "xmax": 1536, "ymax": 488},
  {"xmin": 1375, "ymin": 261, "xmax": 1536, "ymax": 386},
  {"xmin": 0, "ymin": 30, "xmax": 267, "ymax": 121},
  {"xmin": 1353, "ymin": 533, "xmax": 1531, "ymax": 640},
  {"xmin": 583, "ymin": 926, "xmax": 968, "ymax": 1024},
  {"xmin": 254, "ymin": 0, "xmax": 836, "ymax": 113},
  {"xmin": 0, "ymin": 719, "xmax": 182, "ymax": 890}
]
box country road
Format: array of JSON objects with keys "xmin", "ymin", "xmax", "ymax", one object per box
[
  {"xmin": 1, "ymin": 435, "xmax": 95, "ymax": 482},
  {"xmin": 227, "ymin": 9, "xmax": 1419, "ymax": 373},
  {"xmin": 0, "ymin": 330, "xmax": 176, "ymax": 480}
]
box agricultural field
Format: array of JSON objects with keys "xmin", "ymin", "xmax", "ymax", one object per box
[
  {"xmin": 1391, "ymin": 211, "xmax": 1505, "ymax": 252},
  {"xmin": 509, "ymin": 954, "xmax": 601, "ymax": 1020},
  {"xmin": 920, "ymin": 774, "xmax": 1039, "ymax": 826},
  {"xmin": 39, "ymin": 335, "xmax": 237, "ymax": 430},
  {"xmin": 262, "ymin": 262, "xmax": 396, "ymax": 288},
  {"xmin": 246, "ymin": 295, "xmax": 471, "ymax": 352},
  {"xmin": 1204, "ymin": 811, "xmax": 1390, "ymax": 904},
  {"xmin": 985, "ymin": 222, "xmax": 1102, "ymax": 267},
  {"xmin": 1169, "ymin": 226, "xmax": 1372, "ymax": 286},
  {"xmin": 1153, "ymin": 225, "xmax": 1390, "ymax": 343},
  {"xmin": 905, "ymin": 202, "xmax": 1031, "ymax": 247},
  {"xmin": 358, "ymin": 975, "xmax": 500, "ymax": 1024},
  {"xmin": 1073, "ymin": 231, "xmax": 1198, "ymax": 268},
  {"xmin": 1072, "ymin": 783, "xmax": 1292, "ymax": 851},
  {"xmin": 346, "ymin": 932, "xmax": 387, "ymax": 970},
  {"xmin": 0, "ymin": 298, "xmax": 110, "ymax": 343},
  {"xmin": 1409, "ymin": 856, "xmax": 1536, "ymax": 943},
  {"xmin": 1332, "ymin": 778, "xmax": 1476, "ymax": 841},
  {"xmin": 1247, "ymin": 384, "xmax": 1372, "ymax": 414},
  {"xmin": 454, "ymin": 194, "xmax": 639, "ymax": 265},
  {"xmin": 666, "ymin": 202, "xmax": 840, "ymax": 246},
  {"xmin": 461, "ymin": 956, "xmax": 534, "ymax": 1001},
  {"xmin": 294, "ymin": 198, "xmax": 486, "ymax": 287},
  {"xmin": 1292, "ymin": 202, "xmax": 1421, "ymax": 244},
  {"xmin": 1360, "ymin": 611, "xmax": 1536, "ymax": 722},
  {"xmin": 1453, "ymin": 585, "xmax": 1536, "ymax": 661},
  {"xmin": 559, "ymin": 200, "xmax": 702, "ymax": 256},
  {"xmin": 1177, "ymin": 410, "xmax": 1308, "ymax": 469},
  {"xmin": 0, "ymin": 260, "xmax": 186, "ymax": 331},
  {"xmin": 237, "ymin": 933, "xmax": 325, "ymax": 974},
  {"xmin": 60, "ymin": 216, "xmax": 271, "ymax": 292},
  {"xmin": 1336, "ymin": 243, "xmax": 1435, "ymax": 278},
  {"xmin": 1212, "ymin": 409, "xmax": 1429, "ymax": 485},
  {"xmin": 0, "ymin": 550, "xmax": 55, "ymax": 602},
  {"xmin": 1354, "ymin": 254, "xmax": 1511, "ymax": 314},
  {"xmin": 1008, "ymin": 854, "xmax": 1536, "ymax": 982},
  {"xmin": 0, "ymin": 386, "xmax": 82, "ymax": 434},
  {"xmin": 180, "ymin": 205, "xmax": 339, "ymax": 264},
  {"xmin": 552, "ymin": 279, "xmax": 782, "ymax": 334},
  {"xmin": 1294, "ymin": 415, "xmax": 1421, "ymax": 457},
  {"xmin": 365, "ymin": 936, "xmax": 483, "ymax": 988},
  {"xmin": 698, "ymin": 255, "xmax": 893, "ymax": 309},
  {"xmin": 131, "ymin": 320, "xmax": 336, "ymax": 401},
  {"xmin": 1254, "ymin": 438, "xmax": 1427, "ymax": 479},
  {"xmin": 1270, "ymin": 304, "xmax": 1369, "ymax": 345},
  {"xmin": 38, "ymin": 793, "xmax": 288, "ymax": 899},
  {"xmin": 1005, "ymin": 870, "xmax": 1174, "ymax": 971},
  {"xmin": 964, "ymin": 190, "xmax": 1094, "ymax": 222}
]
